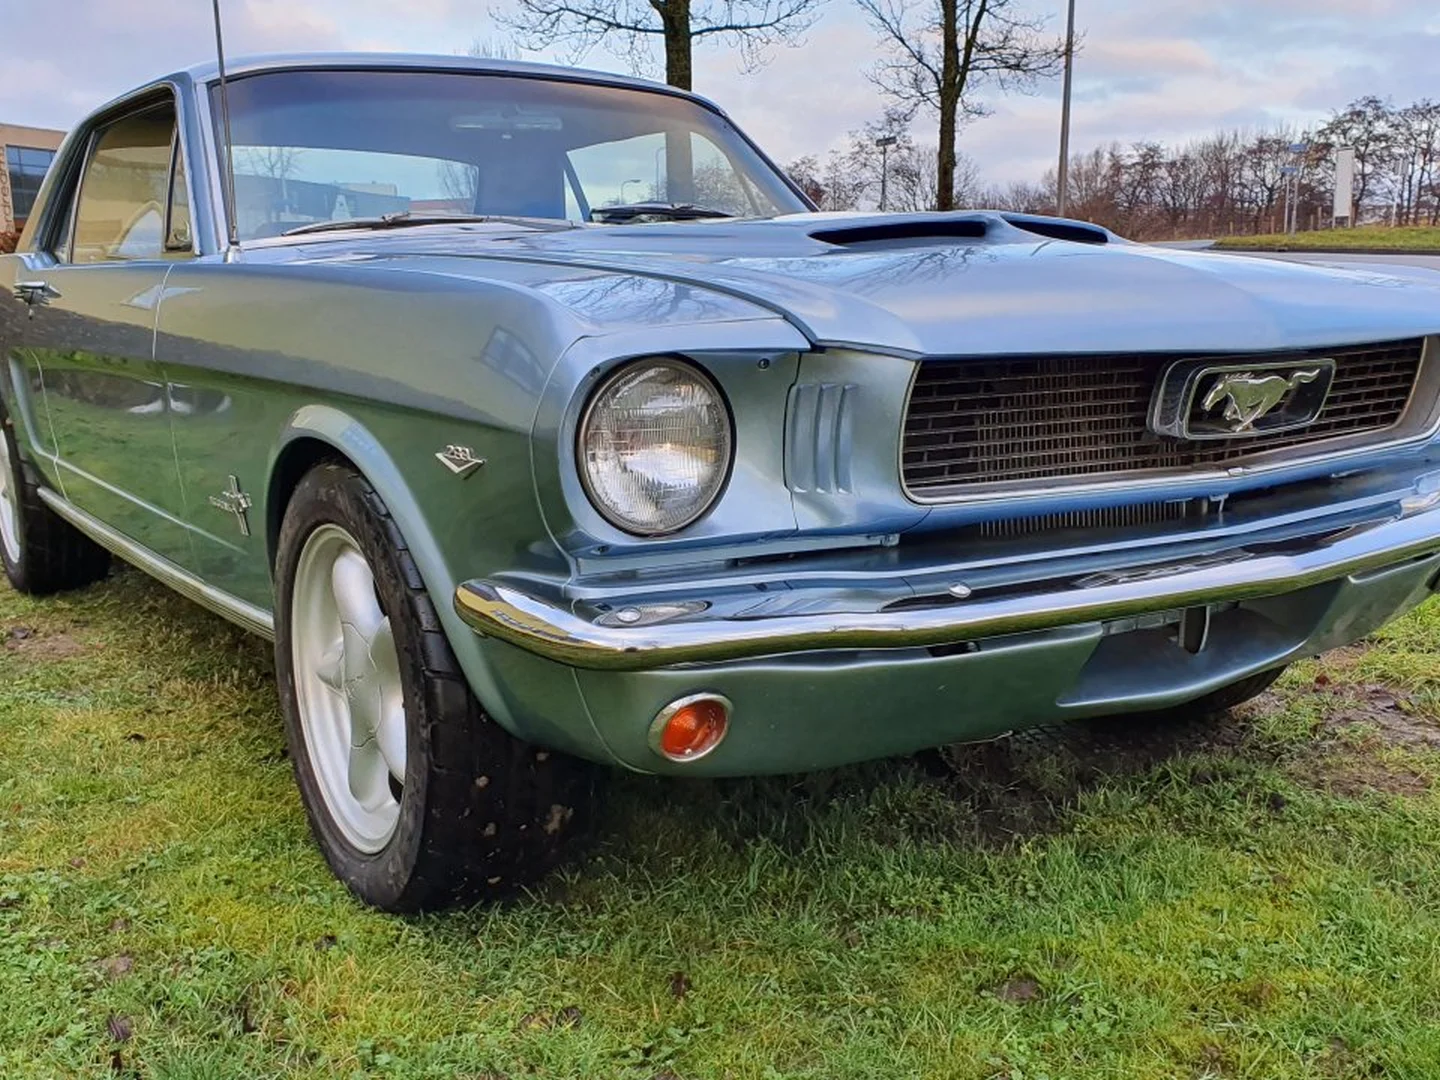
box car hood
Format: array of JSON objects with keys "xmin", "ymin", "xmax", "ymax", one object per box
[{"xmin": 305, "ymin": 211, "xmax": 1440, "ymax": 357}]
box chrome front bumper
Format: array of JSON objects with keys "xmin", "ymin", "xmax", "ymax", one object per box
[{"xmin": 455, "ymin": 495, "xmax": 1440, "ymax": 672}]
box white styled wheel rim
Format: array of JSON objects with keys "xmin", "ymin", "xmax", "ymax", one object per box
[
  {"xmin": 291, "ymin": 524, "xmax": 407, "ymax": 853},
  {"xmin": 0, "ymin": 430, "xmax": 20, "ymax": 565}
]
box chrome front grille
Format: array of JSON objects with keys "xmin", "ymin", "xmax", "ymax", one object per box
[{"xmin": 902, "ymin": 339, "xmax": 1428, "ymax": 497}]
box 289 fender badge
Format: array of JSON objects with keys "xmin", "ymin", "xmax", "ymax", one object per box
[{"xmin": 436, "ymin": 445, "xmax": 485, "ymax": 478}]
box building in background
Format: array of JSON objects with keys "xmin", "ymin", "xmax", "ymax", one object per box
[{"xmin": 1, "ymin": 123, "xmax": 66, "ymax": 234}]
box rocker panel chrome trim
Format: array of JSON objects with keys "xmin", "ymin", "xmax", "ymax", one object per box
[
  {"xmin": 37, "ymin": 488, "xmax": 274, "ymax": 640},
  {"xmin": 454, "ymin": 500, "xmax": 1440, "ymax": 671}
]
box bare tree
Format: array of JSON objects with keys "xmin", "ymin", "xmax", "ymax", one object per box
[
  {"xmin": 468, "ymin": 37, "xmax": 522, "ymax": 60},
  {"xmin": 1390, "ymin": 100, "xmax": 1440, "ymax": 225},
  {"xmin": 786, "ymin": 110, "xmax": 978, "ymax": 211},
  {"xmin": 496, "ymin": 0, "xmax": 823, "ymax": 90},
  {"xmin": 235, "ymin": 146, "xmax": 304, "ymax": 223},
  {"xmin": 238, "ymin": 145, "xmax": 302, "ymax": 182},
  {"xmin": 785, "ymin": 154, "xmax": 827, "ymax": 205},
  {"xmin": 1318, "ymin": 96, "xmax": 1394, "ymax": 221},
  {"xmin": 856, "ymin": 0, "xmax": 1064, "ymax": 210}
]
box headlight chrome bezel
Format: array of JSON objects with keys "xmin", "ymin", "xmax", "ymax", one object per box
[{"xmin": 576, "ymin": 356, "xmax": 736, "ymax": 537}]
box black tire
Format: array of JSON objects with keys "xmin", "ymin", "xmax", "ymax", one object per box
[
  {"xmin": 274, "ymin": 462, "xmax": 598, "ymax": 913},
  {"xmin": 0, "ymin": 400, "xmax": 110, "ymax": 595},
  {"xmin": 1162, "ymin": 666, "xmax": 1286, "ymax": 720}
]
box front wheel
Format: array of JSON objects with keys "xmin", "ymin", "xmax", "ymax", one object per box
[{"xmin": 274, "ymin": 462, "xmax": 597, "ymax": 912}]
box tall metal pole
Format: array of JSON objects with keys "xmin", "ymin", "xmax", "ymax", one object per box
[
  {"xmin": 1056, "ymin": 0, "xmax": 1076, "ymax": 216},
  {"xmin": 875, "ymin": 135, "xmax": 898, "ymax": 212},
  {"xmin": 880, "ymin": 143, "xmax": 889, "ymax": 211}
]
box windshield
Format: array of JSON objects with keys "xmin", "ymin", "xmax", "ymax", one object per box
[{"xmin": 210, "ymin": 69, "xmax": 805, "ymax": 241}]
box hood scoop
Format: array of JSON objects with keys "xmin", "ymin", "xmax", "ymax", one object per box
[
  {"xmin": 810, "ymin": 218, "xmax": 989, "ymax": 248},
  {"xmin": 809, "ymin": 212, "xmax": 1111, "ymax": 250},
  {"xmin": 998, "ymin": 214, "xmax": 1110, "ymax": 245}
]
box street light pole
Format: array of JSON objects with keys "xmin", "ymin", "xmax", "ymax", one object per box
[
  {"xmin": 1056, "ymin": 0, "xmax": 1076, "ymax": 216},
  {"xmin": 875, "ymin": 134, "xmax": 898, "ymax": 211}
]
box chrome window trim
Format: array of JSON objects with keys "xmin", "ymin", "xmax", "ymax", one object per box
[
  {"xmin": 36, "ymin": 128, "xmax": 94, "ymax": 264},
  {"xmin": 161, "ymin": 132, "xmax": 198, "ymax": 257},
  {"xmin": 47, "ymin": 89, "xmax": 201, "ymax": 265},
  {"xmin": 898, "ymin": 336, "xmax": 1440, "ymax": 507},
  {"xmin": 191, "ymin": 64, "xmax": 816, "ymax": 251}
]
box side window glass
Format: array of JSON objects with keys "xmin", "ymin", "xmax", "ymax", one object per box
[
  {"xmin": 165, "ymin": 138, "xmax": 192, "ymax": 254},
  {"xmin": 70, "ymin": 103, "xmax": 177, "ymax": 264}
]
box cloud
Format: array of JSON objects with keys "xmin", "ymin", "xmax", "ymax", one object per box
[{"xmin": 2, "ymin": 0, "xmax": 1436, "ymax": 190}]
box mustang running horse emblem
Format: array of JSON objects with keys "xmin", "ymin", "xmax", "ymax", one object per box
[{"xmin": 1201, "ymin": 368, "xmax": 1322, "ymax": 433}]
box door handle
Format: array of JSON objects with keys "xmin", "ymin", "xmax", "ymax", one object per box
[{"xmin": 13, "ymin": 281, "xmax": 61, "ymax": 307}]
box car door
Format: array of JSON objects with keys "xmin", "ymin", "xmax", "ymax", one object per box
[{"xmin": 21, "ymin": 94, "xmax": 193, "ymax": 566}]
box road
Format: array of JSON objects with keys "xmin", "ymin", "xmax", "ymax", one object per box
[
  {"xmin": 1235, "ymin": 250, "xmax": 1440, "ymax": 271},
  {"xmin": 1152, "ymin": 240, "xmax": 1440, "ymax": 272}
]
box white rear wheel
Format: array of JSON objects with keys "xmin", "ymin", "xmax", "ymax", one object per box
[{"xmin": 0, "ymin": 428, "xmax": 20, "ymax": 565}]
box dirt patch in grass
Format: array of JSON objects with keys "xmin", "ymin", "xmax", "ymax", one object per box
[
  {"xmin": 1315, "ymin": 683, "xmax": 1440, "ymax": 750},
  {"xmin": 990, "ymin": 975, "xmax": 1043, "ymax": 1003},
  {"xmin": 4, "ymin": 623, "xmax": 89, "ymax": 661},
  {"xmin": 1285, "ymin": 679, "xmax": 1440, "ymax": 797},
  {"xmin": 1310, "ymin": 760, "xmax": 1431, "ymax": 797}
]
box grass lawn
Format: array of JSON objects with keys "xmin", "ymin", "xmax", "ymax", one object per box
[
  {"xmin": 3, "ymin": 570, "xmax": 1440, "ymax": 1080},
  {"xmin": 1213, "ymin": 225, "xmax": 1440, "ymax": 252}
]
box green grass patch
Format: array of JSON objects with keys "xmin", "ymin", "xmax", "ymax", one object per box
[
  {"xmin": 3, "ymin": 571, "xmax": 1440, "ymax": 1079},
  {"xmin": 1214, "ymin": 225, "xmax": 1440, "ymax": 252}
]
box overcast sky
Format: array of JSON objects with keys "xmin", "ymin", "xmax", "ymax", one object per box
[{"xmin": 4, "ymin": 0, "xmax": 1438, "ymax": 188}]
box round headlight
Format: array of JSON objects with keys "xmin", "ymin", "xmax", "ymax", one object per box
[{"xmin": 578, "ymin": 358, "xmax": 733, "ymax": 535}]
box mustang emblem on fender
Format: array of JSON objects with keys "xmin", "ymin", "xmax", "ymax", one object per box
[{"xmin": 1201, "ymin": 368, "xmax": 1323, "ymax": 433}]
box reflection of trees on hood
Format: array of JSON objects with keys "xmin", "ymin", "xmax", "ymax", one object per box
[
  {"xmin": 537, "ymin": 273, "xmax": 739, "ymax": 325},
  {"xmin": 727, "ymin": 244, "xmax": 997, "ymax": 290}
]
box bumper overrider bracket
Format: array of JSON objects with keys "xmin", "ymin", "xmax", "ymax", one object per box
[{"xmin": 454, "ymin": 500, "xmax": 1440, "ymax": 672}]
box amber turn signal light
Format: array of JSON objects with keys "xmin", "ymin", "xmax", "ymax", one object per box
[{"xmin": 649, "ymin": 694, "xmax": 731, "ymax": 762}]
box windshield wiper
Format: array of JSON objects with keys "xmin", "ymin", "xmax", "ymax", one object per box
[
  {"xmin": 589, "ymin": 202, "xmax": 734, "ymax": 224},
  {"xmin": 281, "ymin": 211, "xmax": 496, "ymax": 237}
]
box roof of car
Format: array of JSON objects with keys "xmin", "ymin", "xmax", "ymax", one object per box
[{"xmin": 175, "ymin": 52, "xmax": 710, "ymax": 105}]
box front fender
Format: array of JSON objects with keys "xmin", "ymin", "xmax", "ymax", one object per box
[{"xmin": 267, "ymin": 404, "xmax": 618, "ymax": 764}]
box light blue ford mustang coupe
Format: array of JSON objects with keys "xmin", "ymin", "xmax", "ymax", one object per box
[{"xmin": 3, "ymin": 54, "xmax": 1439, "ymax": 911}]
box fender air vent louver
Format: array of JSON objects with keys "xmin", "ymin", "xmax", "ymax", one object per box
[{"xmin": 812, "ymin": 219, "xmax": 989, "ymax": 246}]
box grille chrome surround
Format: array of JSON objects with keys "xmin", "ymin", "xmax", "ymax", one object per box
[{"xmin": 902, "ymin": 338, "xmax": 1436, "ymax": 502}]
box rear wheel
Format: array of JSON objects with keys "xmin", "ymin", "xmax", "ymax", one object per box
[
  {"xmin": 0, "ymin": 401, "xmax": 110, "ymax": 595},
  {"xmin": 274, "ymin": 462, "xmax": 598, "ymax": 912}
]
